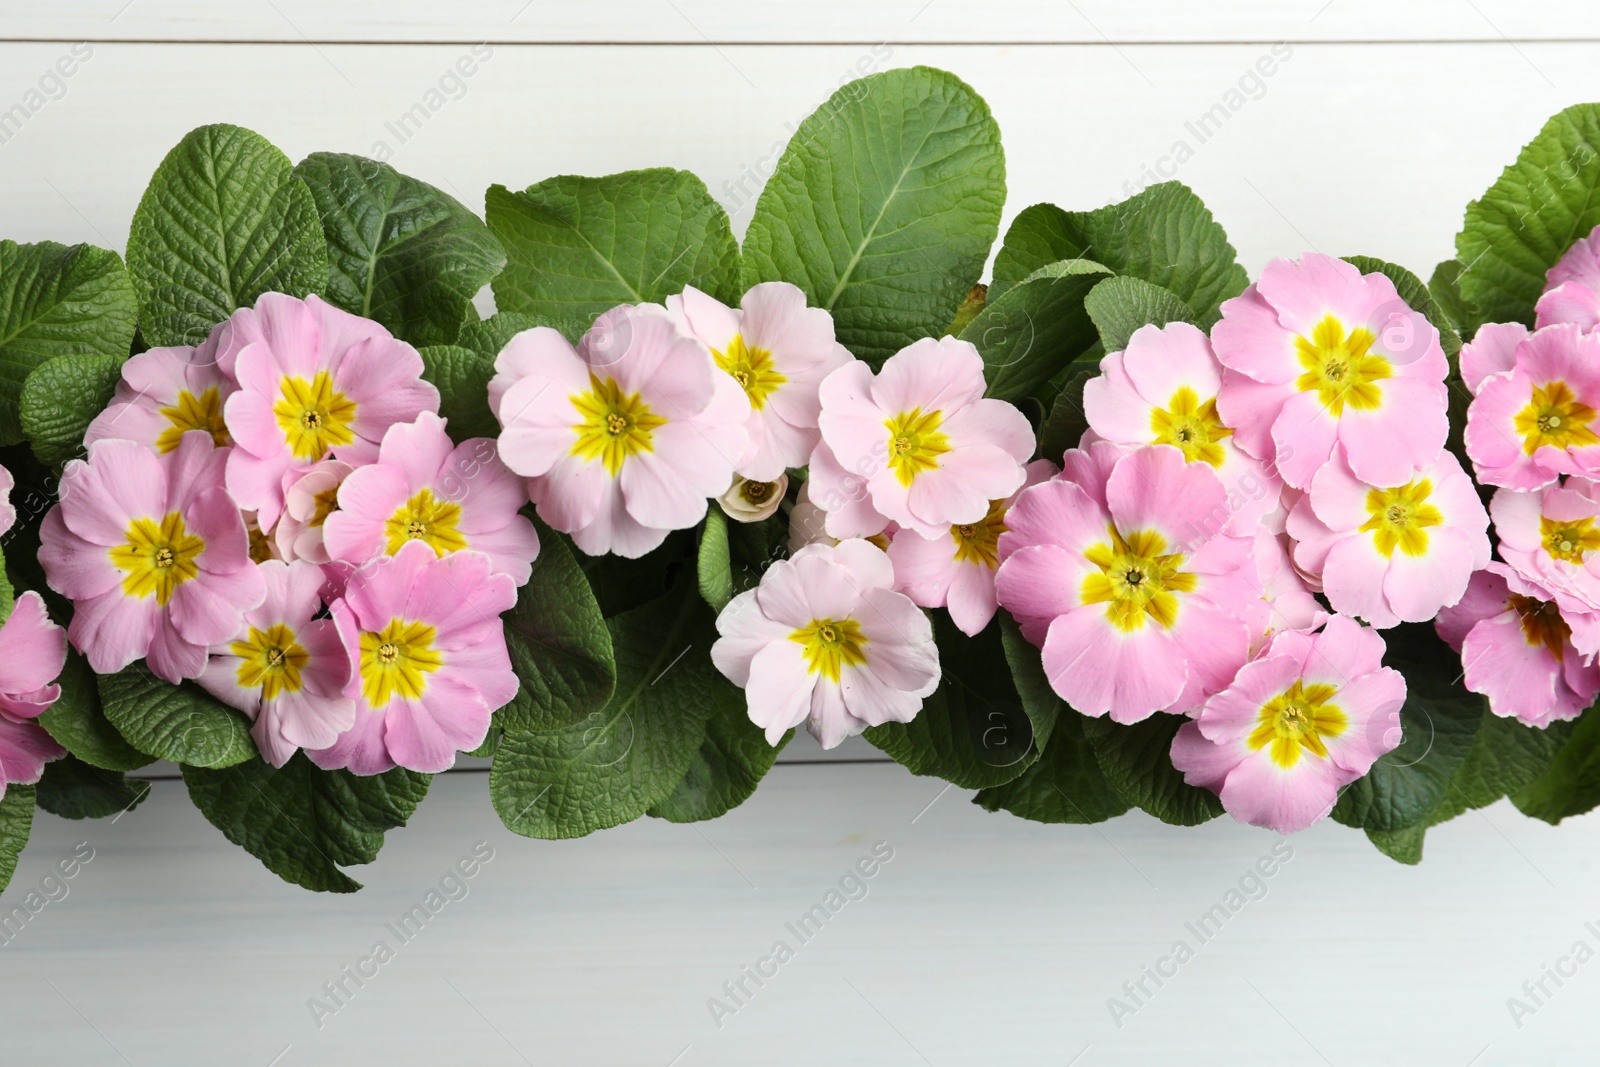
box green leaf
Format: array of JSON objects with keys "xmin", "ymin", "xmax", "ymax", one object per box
[
  {"xmin": 417, "ymin": 344, "xmax": 499, "ymax": 440},
  {"xmin": 998, "ymin": 613, "xmax": 1062, "ymax": 752},
  {"xmin": 1342, "ymin": 255, "xmax": 1461, "ymax": 359},
  {"xmin": 743, "ymin": 66, "xmax": 1006, "ymax": 368},
  {"xmin": 20, "ymin": 353, "xmax": 126, "ymax": 468},
  {"xmin": 127, "ymin": 123, "xmax": 328, "ymax": 346},
  {"xmin": 867, "ymin": 615, "xmax": 1041, "ymax": 789},
  {"xmin": 991, "ymin": 183, "xmax": 1247, "ymax": 323},
  {"xmin": 1456, "ymin": 104, "xmax": 1600, "ymax": 331},
  {"xmin": 37, "ymin": 650, "xmax": 154, "ymax": 772},
  {"xmin": 0, "ymin": 241, "xmax": 137, "ymax": 446},
  {"xmin": 1513, "ymin": 706, "xmax": 1600, "ymax": 824},
  {"xmin": 98, "ymin": 667, "xmax": 256, "ymax": 769},
  {"xmin": 649, "ymin": 703, "xmax": 789, "ymax": 823},
  {"xmin": 971, "ymin": 712, "xmax": 1130, "ymax": 823},
  {"xmin": 295, "ymin": 152, "xmax": 505, "ymax": 346},
  {"xmin": 1365, "ymin": 824, "xmax": 1426, "ymax": 865},
  {"xmin": 456, "ymin": 311, "xmax": 545, "ymax": 361},
  {"xmin": 491, "ymin": 586, "xmax": 725, "ymax": 838},
  {"xmin": 1082, "ymin": 275, "xmax": 1199, "ymax": 354},
  {"xmin": 184, "ymin": 754, "xmax": 431, "ymax": 893},
  {"xmin": 497, "ymin": 524, "xmax": 616, "ymax": 732},
  {"xmin": 580, "ymin": 527, "xmax": 699, "ymax": 619},
  {"xmin": 487, "ymin": 170, "xmax": 738, "ymax": 342},
  {"xmin": 1081, "ymin": 714, "xmax": 1224, "ymax": 826},
  {"xmin": 1332, "ymin": 623, "xmax": 1484, "ymax": 833},
  {"xmin": 959, "ymin": 259, "xmax": 1108, "ymax": 403},
  {"xmin": 35, "ymin": 755, "xmax": 150, "ymax": 820},
  {"xmin": 1429, "ymin": 259, "xmax": 1474, "ymax": 336},
  {"xmin": 0, "ymin": 784, "xmax": 35, "ymax": 895},
  {"xmin": 1036, "ymin": 370, "xmax": 1092, "ymax": 463},
  {"xmin": 697, "ymin": 508, "xmax": 735, "ymax": 613}
]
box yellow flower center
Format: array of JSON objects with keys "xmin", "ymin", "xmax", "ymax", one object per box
[
  {"xmin": 1294, "ymin": 314, "xmax": 1390, "ymax": 415},
  {"xmin": 1080, "ymin": 526, "xmax": 1197, "ymax": 632},
  {"xmin": 274, "ymin": 371, "xmax": 358, "ymax": 461},
  {"xmin": 1542, "ymin": 514, "xmax": 1600, "ymax": 564},
  {"xmin": 358, "ymin": 619, "xmax": 443, "ymax": 708},
  {"xmin": 155, "ymin": 387, "xmax": 230, "ymax": 453},
  {"xmin": 1358, "ymin": 478, "xmax": 1443, "ymax": 558},
  {"xmin": 247, "ymin": 524, "xmax": 275, "ymax": 564},
  {"xmin": 309, "ymin": 485, "xmax": 340, "ymax": 528},
  {"xmin": 1510, "ymin": 593, "xmax": 1570, "ymax": 662},
  {"xmin": 1150, "ymin": 385, "xmax": 1231, "ymax": 466},
  {"xmin": 1247, "ymin": 680, "xmax": 1347, "ymax": 768},
  {"xmin": 884, "ymin": 407, "xmax": 950, "ymax": 488},
  {"xmin": 739, "ymin": 479, "xmax": 778, "ymax": 506},
  {"xmin": 384, "ymin": 488, "xmax": 468, "ymax": 557},
  {"xmin": 107, "ymin": 512, "xmax": 206, "ymax": 606},
  {"xmin": 230, "ymin": 622, "xmax": 310, "ymax": 700},
  {"xmin": 570, "ymin": 373, "xmax": 667, "ymax": 477},
  {"xmin": 950, "ymin": 498, "xmax": 1008, "ymax": 569},
  {"xmin": 714, "ymin": 333, "xmax": 786, "ymax": 410},
  {"xmin": 790, "ymin": 617, "xmax": 868, "ymax": 682},
  {"xmin": 1513, "ymin": 380, "xmax": 1599, "ymax": 456}
]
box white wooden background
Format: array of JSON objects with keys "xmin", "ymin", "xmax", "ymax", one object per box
[{"xmin": 5, "ymin": 3, "xmax": 1600, "ymax": 1064}]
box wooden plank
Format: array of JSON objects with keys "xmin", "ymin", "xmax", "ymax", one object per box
[
  {"xmin": 0, "ymin": 0, "xmax": 1596, "ymax": 44},
  {"xmin": 0, "ymin": 42, "xmax": 1592, "ymax": 286},
  {"xmin": 4, "ymin": 766, "xmax": 1590, "ymax": 1062}
]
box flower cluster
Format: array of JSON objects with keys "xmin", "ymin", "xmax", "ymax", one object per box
[
  {"xmin": 1445, "ymin": 224, "xmax": 1600, "ymax": 724},
  {"xmin": 40, "ymin": 294, "xmax": 523, "ymax": 773}
]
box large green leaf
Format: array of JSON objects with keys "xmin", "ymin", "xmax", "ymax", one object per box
[
  {"xmin": 36, "ymin": 755, "xmax": 150, "ymax": 820},
  {"xmin": 1082, "ymin": 275, "xmax": 1198, "ymax": 354},
  {"xmin": 1513, "ymin": 705, "xmax": 1600, "ymax": 824},
  {"xmin": 1332, "ymin": 623, "xmax": 1484, "ymax": 834},
  {"xmin": 491, "ymin": 586, "xmax": 726, "ymax": 838},
  {"xmin": 0, "ymin": 784, "xmax": 35, "ymax": 896},
  {"xmin": 184, "ymin": 754, "xmax": 431, "ymax": 893},
  {"xmin": 487, "ymin": 169, "xmax": 738, "ymax": 342},
  {"xmin": 127, "ymin": 123, "xmax": 328, "ymax": 346},
  {"xmin": 98, "ymin": 667, "xmax": 256, "ymax": 769},
  {"xmin": 649, "ymin": 702, "xmax": 789, "ymax": 823},
  {"xmin": 866, "ymin": 614, "xmax": 1040, "ymax": 789},
  {"xmin": 20, "ymin": 353, "xmax": 126, "ymax": 468},
  {"xmin": 498, "ymin": 524, "xmax": 615, "ymax": 732},
  {"xmin": 991, "ymin": 183, "xmax": 1247, "ymax": 323},
  {"xmin": 0, "ymin": 241, "xmax": 136, "ymax": 446},
  {"xmin": 418, "ymin": 344, "xmax": 499, "ymax": 441},
  {"xmin": 1082, "ymin": 714, "xmax": 1224, "ymax": 826},
  {"xmin": 37, "ymin": 650, "xmax": 155, "ymax": 772},
  {"xmin": 1456, "ymin": 104, "xmax": 1600, "ymax": 331},
  {"xmin": 959, "ymin": 259, "xmax": 1108, "ymax": 403},
  {"xmin": 971, "ymin": 712, "xmax": 1130, "ymax": 824},
  {"xmin": 743, "ymin": 66, "xmax": 1005, "ymax": 368},
  {"xmin": 295, "ymin": 152, "xmax": 504, "ymax": 346}
]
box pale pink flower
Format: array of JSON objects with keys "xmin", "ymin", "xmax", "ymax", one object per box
[
  {"xmin": 1085, "ymin": 322, "xmax": 1282, "ymax": 536},
  {"xmin": 1536, "ymin": 224, "xmax": 1600, "ymax": 331},
  {"xmin": 1214, "ymin": 253, "xmax": 1449, "ymax": 489},
  {"xmin": 667, "ymin": 282, "xmax": 854, "ymax": 480},
  {"xmin": 1465, "ymin": 323, "xmax": 1600, "ymax": 490},
  {"xmin": 322, "ymin": 412, "xmax": 539, "ymax": 584},
  {"xmin": 1459, "ymin": 322, "xmax": 1529, "ymax": 395},
  {"xmin": 38, "ymin": 434, "xmax": 266, "ymax": 682},
  {"xmin": 888, "ymin": 459, "xmax": 1055, "ymax": 636},
  {"xmin": 1170, "ymin": 615, "xmax": 1405, "ymax": 834},
  {"xmin": 273, "ymin": 458, "xmax": 356, "ymax": 565},
  {"xmin": 711, "ymin": 539, "xmax": 939, "ymax": 749},
  {"xmin": 492, "ymin": 305, "xmax": 750, "ymax": 559},
  {"xmin": 801, "ymin": 439, "xmax": 895, "ymax": 541},
  {"xmin": 0, "ymin": 592, "xmax": 68, "ymax": 798},
  {"xmin": 1436, "ymin": 563, "xmax": 1599, "ymax": 728},
  {"xmin": 85, "ymin": 338, "xmax": 234, "ymax": 454},
  {"xmin": 785, "ymin": 475, "xmax": 896, "ymax": 555},
  {"xmin": 993, "ymin": 442, "xmax": 1260, "ymax": 723},
  {"xmin": 1249, "ymin": 529, "xmax": 1328, "ymax": 653},
  {"xmin": 307, "ymin": 542, "xmax": 517, "ymax": 775},
  {"xmin": 815, "ymin": 336, "xmax": 1034, "ymax": 539},
  {"xmin": 1285, "ymin": 447, "xmax": 1489, "ymax": 629},
  {"xmin": 197, "ymin": 560, "xmax": 355, "ymax": 767},
  {"xmin": 1487, "ymin": 477, "xmax": 1600, "ymax": 656},
  {"xmin": 221, "ymin": 293, "xmax": 439, "ymax": 529}
]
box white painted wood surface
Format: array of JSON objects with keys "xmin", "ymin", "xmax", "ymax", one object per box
[{"xmin": 5, "ymin": 9, "xmax": 1600, "ymax": 1063}]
